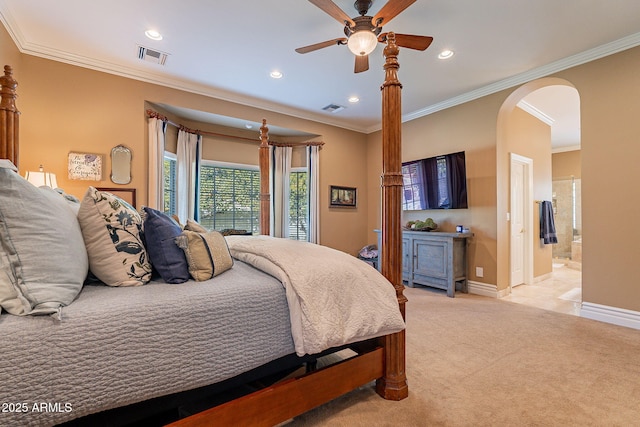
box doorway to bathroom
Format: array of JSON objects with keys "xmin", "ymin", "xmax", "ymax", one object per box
[{"xmin": 552, "ymin": 175, "xmax": 581, "ymax": 270}]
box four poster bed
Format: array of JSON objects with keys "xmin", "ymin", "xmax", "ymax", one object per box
[{"xmin": 0, "ymin": 34, "xmax": 407, "ymax": 427}]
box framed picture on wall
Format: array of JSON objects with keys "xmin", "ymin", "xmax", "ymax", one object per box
[{"xmin": 329, "ymin": 185, "xmax": 357, "ymax": 208}]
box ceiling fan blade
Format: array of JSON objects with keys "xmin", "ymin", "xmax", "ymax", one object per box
[
  {"xmin": 372, "ymin": 0, "xmax": 416, "ymax": 26},
  {"xmin": 354, "ymin": 54, "xmax": 369, "ymax": 73},
  {"xmin": 295, "ymin": 38, "xmax": 348, "ymax": 54},
  {"xmin": 379, "ymin": 33, "xmax": 433, "ymax": 50},
  {"xmin": 308, "ymin": 0, "xmax": 355, "ymax": 27}
]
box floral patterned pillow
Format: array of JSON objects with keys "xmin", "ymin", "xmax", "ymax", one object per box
[{"xmin": 77, "ymin": 187, "xmax": 151, "ymax": 286}]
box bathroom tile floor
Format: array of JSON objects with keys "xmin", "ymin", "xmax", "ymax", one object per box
[{"xmin": 501, "ymin": 263, "xmax": 582, "ymax": 316}]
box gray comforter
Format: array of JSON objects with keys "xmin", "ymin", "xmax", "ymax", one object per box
[{"xmin": 0, "ymin": 261, "xmax": 295, "ymax": 426}]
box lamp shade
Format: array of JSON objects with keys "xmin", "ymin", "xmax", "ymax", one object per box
[
  {"xmin": 25, "ymin": 167, "xmax": 58, "ymax": 188},
  {"xmin": 347, "ymin": 30, "xmax": 378, "ymax": 56}
]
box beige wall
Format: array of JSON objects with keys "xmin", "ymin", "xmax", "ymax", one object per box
[
  {"xmin": 4, "ymin": 19, "xmax": 640, "ymax": 313},
  {"xmin": 552, "ymin": 150, "xmax": 581, "ymax": 179},
  {"xmin": 0, "ymin": 24, "xmax": 369, "ymax": 256},
  {"xmin": 503, "ymin": 106, "xmax": 553, "ymax": 279},
  {"xmin": 556, "ymin": 47, "xmax": 640, "ymax": 310},
  {"xmin": 367, "ymin": 93, "xmax": 504, "ymax": 286},
  {"xmin": 368, "ymin": 45, "xmax": 640, "ymax": 313},
  {"xmin": 0, "ymin": 24, "xmax": 21, "ymax": 79}
]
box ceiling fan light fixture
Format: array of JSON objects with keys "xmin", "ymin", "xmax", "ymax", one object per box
[{"xmin": 347, "ymin": 30, "xmax": 377, "ymax": 56}]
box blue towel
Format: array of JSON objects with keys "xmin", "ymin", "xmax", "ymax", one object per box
[{"xmin": 540, "ymin": 201, "xmax": 558, "ymax": 244}]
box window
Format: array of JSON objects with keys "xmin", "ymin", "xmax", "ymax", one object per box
[
  {"xmin": 163, "ymin": 158, "xmax": 308, "ymax": 238},
  {"xmin": 289, "ymin": 169, "xmax": 308, "ymax": 240},
  {"xmin": 163, "ymin": 153, "xmax": 176, "ymax": 216},
  {"xmin": 198, "ymin": 161, "xmax": 260, "ymax": 233}
]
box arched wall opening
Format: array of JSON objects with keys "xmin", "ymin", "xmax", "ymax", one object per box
[{"xmin": 495, "ymin": 77, "xmax": 580, "ymax": 293}]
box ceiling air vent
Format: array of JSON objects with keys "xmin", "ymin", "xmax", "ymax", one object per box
[
  {"xmin": 137, "ymin": 45, "xmax": 168, "ymax": 65},
  {"xmin": 322, "ymin": 103, "xmax": 345, "ymax": 113}
]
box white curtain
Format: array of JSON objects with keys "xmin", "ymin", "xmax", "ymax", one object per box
[
  {"xmin": 147, "ymin": 117, "xmax": 166, "ymax": 210},
  {"xmin": 307, "ymin": 145, "xmax": 320, "ymax": 243},
  {"xmin": 176, "ymin": 129, "xmax": 201, "ymax": 223},
  {"xmin": 271, "ymin": 146, "xmax": 292, "ymax": 238}
]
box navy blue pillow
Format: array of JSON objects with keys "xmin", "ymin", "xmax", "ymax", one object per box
[{"xmin": 142, "ymin": 207, "xmax": 189, "ymax": 284}]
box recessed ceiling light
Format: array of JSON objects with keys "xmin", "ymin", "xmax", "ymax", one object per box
[
  {"xmin": 438, "ymin": 49, "xmax": 454, "ymax": 60},
  {"xmin": 270, "ymin": 70, "xmax": 283, "ymax": 79},
  {"xmin": 145, "ymin": 30, "xmax": 163, "ymax": 41},
  {"xmin": 348, "ymin": 96, "xmax": 360, "ymax": 103},
  {"xmin": 245, "ymin": 123, "xmax": 253, "ymax": 129}
]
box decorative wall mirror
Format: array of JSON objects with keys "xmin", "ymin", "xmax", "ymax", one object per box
[{"xmin": 110, "ymin": 145, "xmax": 132, "ymax": 184}]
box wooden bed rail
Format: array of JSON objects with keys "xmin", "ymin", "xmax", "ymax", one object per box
[
  {"xmin": 170, "ymin": 347, "xmax": 385, "ymax": 427},
  {"xmin": 0, "ymin": 65, "xmax": 19, "ymax": 167}
]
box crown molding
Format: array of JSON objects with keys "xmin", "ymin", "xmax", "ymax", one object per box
[
  {"xmin": 382, "ymin": 31, "xmax": 640, "ymax": 134},
  {"xmin": 3, "ymin": 2, "xmax": 640, "ymax": 136},
  {"xmin": 0, "ymin": 4, "xmax": 370, "ymax": 134},
  {"xmin": 19, "ymin": 43, "xmax": 370, "ymax": 133},
  {"xmin": 516, "ymin": 101, "xmax": 555, "ymax": 125}
]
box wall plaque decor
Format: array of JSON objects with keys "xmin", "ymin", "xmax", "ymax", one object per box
[{"xmin": 68, "ymin": 152, "xmax": 102, "ymax": 181}]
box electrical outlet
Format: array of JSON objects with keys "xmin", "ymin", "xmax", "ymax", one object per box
[{"xmin": 476, "ymin": 267, "xmax": 484, "ymax": 278}]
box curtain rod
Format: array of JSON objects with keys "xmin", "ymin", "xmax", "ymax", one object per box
[{"xmin": 146, "ymin": 109, "xmax": 324, "ymax": 147}]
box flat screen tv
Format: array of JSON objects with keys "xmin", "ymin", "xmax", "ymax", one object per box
[{"xmin": 401, "ymin": 151, "xmax": 468, "ymax": 210}]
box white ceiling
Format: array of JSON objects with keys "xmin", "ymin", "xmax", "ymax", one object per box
[
  {"xmin": 2, "ymin": 0, "xmax": 640, "ymax": 146},
  {"xmin": 520, "ymin": 86, "xmax": 581, "ymax": 151}
]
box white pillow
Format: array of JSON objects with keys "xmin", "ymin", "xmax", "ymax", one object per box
[
  {"xmin": 0, "ymin": 165, "xmax": 88, "ymax": 316},
  {"xmin": 77, "ymin": 187, "xmax": 151, "ymax": 286}
]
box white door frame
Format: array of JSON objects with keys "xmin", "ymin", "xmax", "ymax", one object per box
[{"xmin": 510, "ymin": 153, "xmax": 534, "ymax": 288}]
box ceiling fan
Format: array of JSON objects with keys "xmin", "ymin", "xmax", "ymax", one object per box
[{"xmin": 295, "ymin": 0, "xmax": 433, "ymax": 73}]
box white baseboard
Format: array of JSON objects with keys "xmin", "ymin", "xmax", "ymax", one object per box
[
  {"xmin": 469, "ymin": 282, "xmax": 640, "ymax": 331},
  {"xmin": 468, "ymin": 281, "xmax": 509, "ymax": 298},
  {"xmin": 580, "ymin": 302, "xmax": 640, "ymax": 330}
]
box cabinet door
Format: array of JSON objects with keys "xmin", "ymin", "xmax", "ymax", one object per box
[{"xmin": 413, "ymin": 239, "xmax": 450, "ymax": 279}]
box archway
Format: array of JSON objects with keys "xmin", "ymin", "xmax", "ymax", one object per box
[{"xmin": 496, "ymin": 78, "xmax": 582, "ymax": 314}]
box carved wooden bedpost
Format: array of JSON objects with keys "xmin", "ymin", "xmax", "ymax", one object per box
[
  {"xmin": 259, "ymin": 119, "xmax": 270, "ymax": 235},
  {"xmin": 376, "ymin": 33, "xmax": 409, "ymax": 401},
  {"xmin": 0, "ymin": 65, "xmax": 20, "ymax": 167}
]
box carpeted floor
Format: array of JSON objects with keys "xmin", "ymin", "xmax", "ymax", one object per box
[{"xmin": 287, "ymin": 287, "xmax": 640, "ymax": 426}]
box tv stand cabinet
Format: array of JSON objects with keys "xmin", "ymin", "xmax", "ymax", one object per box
[{"xmin": 376, "ymin": 230, "xmax": 472, "ymax": 297}]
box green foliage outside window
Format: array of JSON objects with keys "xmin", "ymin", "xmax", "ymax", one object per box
[
  {"xmin": 199, "ymin": 165, "xmax": 260, "ymax": 233},
  {"xmin": 164, "ymin": 161, "xmax": 309, "ymax": 240},
  {"xmin": 289, "ymin": 171, "xmax": 308, "ymax": 240}
]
